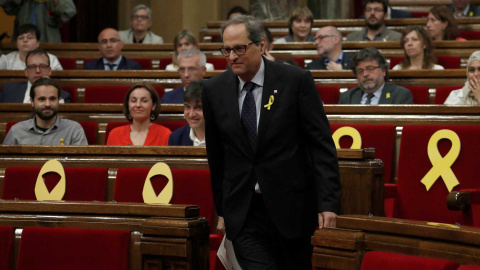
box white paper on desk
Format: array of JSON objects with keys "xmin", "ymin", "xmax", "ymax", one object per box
[{"xmin": 217, "ymin": 235, "xmax": 241, "ymax": 270}]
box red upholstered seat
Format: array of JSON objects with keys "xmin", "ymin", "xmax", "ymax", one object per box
[
  {"xmin": 330, "ymin": 124, "xmax": 396, "ymax": 182},
  {"xmin": 460, "ymin": 30, "xmax": 480, "ymax": 40},
  {"xmin": 316, "ymin": 86, "xmax": 340, "ymax": 104},
  {"xmin": 104, "ymin": 121, "xmax": 186, "ymax": 144},
  {"xmin": 84, "ymin": 85, "xmax": 165, "ymax": 103},
  {"xmin": 58, "ymin": 57, "xmax": 76, "ymax": 70},
  {"xmin": 61, "ymin": 86, "xmax": 78, "ymax": 103},
  {"xmin": 131, "ymin": 58, "xmax": 152, "ymax": 69},
  {"xmin": 159, "ymin": 58, "xmax": 173, "ymax": 70},
  {"xmin": 386, "ymin": 125, "xmax": 480, "ymax": 225},
  {"xmin": 207, "ymin": 58, "xmax": 228, "ymax": 70},
  {"xmin": 435, "ymin": 86, "xmax": 463, "ymax": 104},
  {"xmin": 5, "ymin": 121, "xmax": 97, "ymax": 145},
  {"xmin": 2, "ymin": 167, "xmax": 107, "ymax": 201},
  {"xmin": 292, "ymin": 57, "xmax": 305, "ymax": 68},
  {"xmin": 17, "ymin": 227, "xmax": 130, "ymax": 270},
  {"xmin": 410, "ymin": 11, "xmax": 429, "ymax": 18},
  {"xmin": 0, "ymin": 226, "xmax": 13, "ymax": 270},
  {"xmin": 458, "ymin": 265, "xmax": 480, "ymax": 270},
  {"xmin": 389, "ymin": 56, "xmax": 460, "ymax": 69},
  {"xmin": 402, "ymin": 86, "xmax": 429, "ymax": 104},
  {"xmin": 361, "ymin": 251, "xmax": 459, "ymax": 270}
]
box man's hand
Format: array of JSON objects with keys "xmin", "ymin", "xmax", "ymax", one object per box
[
  {"xmin": 318, "ymin": 211, "xmax": 337, "ymax": 229},
  {"xmin": 326, "ymin": 61, "xmax": 343, "ymax": 71},
  {"xmin": 217, "ymin": 216, "xmax": 226, "ymax": 234}
]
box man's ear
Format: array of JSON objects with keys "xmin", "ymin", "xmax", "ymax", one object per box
[{"xmin": 259, "ymin": 38, "xmax": 266, "ymax": 54}]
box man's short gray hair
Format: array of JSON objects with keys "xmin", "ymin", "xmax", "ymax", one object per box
[
  {"xmin": 178, "ymin": 48, "xmax": 206, "ymax": 67},
  {"xmin": 132, "ymin": 4, "xmax": 152, "ymax": 20},
  {"xmin": 220, "ymin": 15, "xmax": 265, "ymax": 44}
]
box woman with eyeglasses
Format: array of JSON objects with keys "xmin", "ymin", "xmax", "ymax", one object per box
[
  {"xmin": 274, "ymin": 6, "xmax": 315, "ymax": 43},
  {"xmin": 392, "ymin": 25, "xmax": 444, "ymax": 70},
  {"xmin": 107, "ymin": 83, "xmax": 171, "ymax": 146},
  {"xmin": 426, "ymin": 6, "xmax": 465, "ymax": 41},
  {"xmin": 0, "ymin": 24, "xmax": 62, "ymax": 70},
  {"xmin": 119, "ymin": 4, "xmax": 163, "ymax": 44},
  {"xmin": 165, "ymin": 30, "xmax": 214, "ymax": 71},
  {"xmin": 444, "ymin": 51, "xmax": 480, "ymax": 105}
]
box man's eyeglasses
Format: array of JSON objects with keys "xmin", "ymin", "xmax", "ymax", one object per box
[
  {"xmin": 355, "ymin": 66, "xmax": 380, "ymax": 75},
  {"xmin": 99, "ymin": 38, "xmax": 121, "ymax": 45},
  {"xmin": 26, "ymin": 64, "xmax": 50, "ymax": 71},
  {"xmin": 132, "ymin": 15, "xmax": 149, "ymax": 20},
  {"xmin": 315, "ymin": 35, "xmax": 335, "ymax": 41},
  {"xmin": 219, "ymin": 42, "xmax": 255, "ymax": 57},
  {"xmin": 365, "ymin": 8, "xmax": 384, "ymax": 13},
  {"xmin": 178, "ymin": 67, "xmax": 199, "ymax": 74}
]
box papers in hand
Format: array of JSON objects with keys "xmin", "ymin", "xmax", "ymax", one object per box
[{"xmin": 217, "ymin": 235, "xmax": 241, "ymax": 270}]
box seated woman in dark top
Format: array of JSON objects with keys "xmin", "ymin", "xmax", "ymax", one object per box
[
  {"xmin": 107, "ymin": 83, "xmax": 171, "ymax": 146},
  {"xmin": 168, "ymin": 80, "xmax": 205, "ymax": 146}
]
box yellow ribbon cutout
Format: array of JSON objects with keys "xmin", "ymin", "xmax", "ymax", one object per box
[
  {"xmin": 35, "ymin": 160, "xmax": 66, "ymax": 201},
  {"xmin": 264, "ymin": 95, "xmax": 274, "ymax": 110},
  {"xmin": 142, "ymin": 162, "xmax": 174, "ymax": 204},
  {"xmin": 331, "ymin": 127, "xmax": 362, "ymax": 149},
  {"xmin": 427, "ymin": 222, "xmax": 460, "ymax": 229},
  {"xmin": 420, "ymin": 129, "xmax": 461, "ymax": 192}
]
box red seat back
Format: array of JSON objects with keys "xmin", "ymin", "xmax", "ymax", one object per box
[
  {"xmin": 0, "ymin": 226, "xmax": 13, "ymax": 270},
  {"xmin": 58, "ymin": 57, "xmax": 76, "ymax": 70},
  {"xmin": 330, "ymin": 124, "xmax": 396, "ymax": 182},
  {"xmin": 207, "ymin": 58, "xmax": 227, "ymax": 70},
  {"xmin": 2, "ymin": 167, "xmax": 108, "ymax": 201},
  {"xmin": 78, "ymin": 121, "xmax": 98, "ymax": 145},
  {"xmin": 458, "ymin": 265, "xmax": 480, "ymax": 270},
  {"xmin": 159, "ymin": 58, "xmax": 173, "ymax": 70},
  {"xmin": 17, "ymin": 227, "xmax": 129, "ymax": 270},
  {"xmin": 389, "ymin": 57, "xmax": 403, "ymax": 69},
  {"xmin": 390, "ymin": 56, "xmax": 460, "ymax": 69},
  {"xmin": 316, "ymin": 86, "xmax": 340, "ymax": 104},
  {"xmin": 402, "ymin": 86, "xmax": 429, "ymax": 104},
  {"xmin": 292, "ymin": 57, "xmax": 305, "ymax": 68},
  {"xmin": 104, "ymin": 121, "xmax": 186, "ymax": 144},
  {"xmin": 410, "ymin": 11, "xmax": 429, "ymax": 18},
  {"xmin": 435, "ymin": 86, "xmax": 463, "ymax": 104},
  {"xmin": 131, "ymin": 58, "xmax": 152, "ymax": 69},
  {"xmin": 61, "ymin": 86, "xmax": 77, "ymax": 103},
  {"xmin": 84, "ymin": 85, "xmax": 165, "ymax": 103},
  {"xmin": 394, "ymin": 125, "xmax": 480, "ymax": 224},
  {"xmin": 460, "ymin": 30, "xmax": 480, "ymax": 40},
  {"xmin": 113, "ymin": 168, "xmax": 214, "ymax": 230},
  {"xmin": 361, "ymin": 251, "xmax": 459, "ymax": 270}
]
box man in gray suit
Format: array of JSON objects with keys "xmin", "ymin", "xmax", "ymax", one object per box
[{"xmin": 339, "ymin": 47, "xmax": 413, "ymax": 104}]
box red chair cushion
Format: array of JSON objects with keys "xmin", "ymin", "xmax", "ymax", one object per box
[
  {"xmin": 131, "ymin": 58, "xmax": 152, "ymax": 69},
  {"xmin": 104, "ymin": 121, "xmax": 186, "ymax": 144},
  {"xmin": 330, "ymin": 124, "xmax": 396, "ymax": 182},
  {"xmin": 458, "ymin": 265, "xmax": 480, "ymax": 270},
  {"xmin": 389, "ymin": 57, "xmax": 403, "ymax": 69},
  {"xmin": 160, "ymin": 58, "xmax": 173, "ymax": 70},
  {"xmin": 78, "ymin": 121, "xmax": 97, "ymax": 145},
  {"xmin": 17, "ymin": 227, "xmax": 130, "ymax": 270},
  {"xmin": 0, "ymin": 226, "xmax": 13, "ymax": 270},
  {"xmin": 394, "ymin": 125, "xmax": 480, "ymax": 224},
  {"xmin": 207, "ymin": 58, "xmax": 228, "ymax": 70},
  {"xmin": 402, "ymin": 86, "xmax": 429, "ymax": 104},
  {"xmin": 435, "ymin": 86, "xmax": 463, "ymax": 104},
  {"xmin": 61, "ymin": 86, "xmax": 77, "ymax": 103},
  {"xmin": 410, "ymin": 11, "xmax": 429, "ymax": 18},
  {"xmin": 2, "ymin": 167, "xmax": 107, "ymax": 201},
  {"xmin": 58, "ymin": 57, "xmax": 76, "ymax": 70},
  {"xmin": 460, "ymin": 31, "xmax": 480, "ymax": 40},
  {"xmin": 316, "ymin": 86, "xmax": 340, "ymax": 104},
  {"xmin": 84, "ymin": 85, "xmax": 165, "ymax": 103},
  {"xmin": 292, "ymin": 57, "xmax": 305, "ymax": 68},
  {"xmin": 361, "ymin": 251, "xmax": 459, "ymax": 270}
]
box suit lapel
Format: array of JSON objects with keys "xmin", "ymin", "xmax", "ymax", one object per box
[
  {"xmin": 352, "ymin": 88, "xmax": 364, "ymax": 104},
  {"xmin": 378, "ymin": 84, "xmax": 391, "ymax": 104}
]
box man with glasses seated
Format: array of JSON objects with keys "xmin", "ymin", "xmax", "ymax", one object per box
[
  {"xmin": 346, "ymin": 0, "xmax": 402, "ymax": 41},
  {"xmin": 85, "ymin": 28, "xmax": 141, "ymax": 70},
  {"xmin": 0, "ymin": 48, "xmax": 70, "ymax": 103},
  {"xmin": 339, "ymin": 47, "xmax": 412, "ymax": 104},
  {"xmin": 161, "ymin": 49, "xmax": 206, "ymax": 104},
  {"xmin": 119, "ymin": 4, "xmax": 163, "ymax": 44},
  {"xmin": 307, "ymin": 26, "xmax": 352, "ymax": 70}
]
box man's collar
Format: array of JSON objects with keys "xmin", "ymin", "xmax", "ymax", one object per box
[
  {"xmin": 103, "ymin": 55, "xmax": 123, "ymax": 66},
  {"xmin": 324, "ymin": 51, "xmax": 344, "ymax": 66},
  {"xmin": 238, "ymin": 58, "xmax": 265, "ymax": 92},
  {"xmin": 363, "ymin": 25, "xmax": 386, "ymax": 39},
  {"xmin": 29, "ymin": 116, "xmax": 60, "ymax": 133}
]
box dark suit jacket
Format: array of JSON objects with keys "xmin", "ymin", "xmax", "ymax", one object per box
[
  {"xmin": 447, "ymin": 4, "xmax": 480, "ymax": 17},
  {"xmin": 203, "ymin": 58, "xmax": 341, "ymax": 241},
  {"xmin": 0, "ymin": 82, "xmax": 71, "ymax": 103},
  {"xmin": 390, "ymin": 8, "xmax": 413, "ymax": 18},
  {"xmin": 306, "ymin": 53, "xmax": 353, "ymax": 70},
  {"xmin": 161, "ymin": 86, "xmax": 184, "ymax": 104},
  {"xmin": 84, "ymin": 57, "xmax": 141, "ymax": 70},
  {"xmin": 168, "ymin": 124, "xmax": 193, "ymax": 146},
  {"xmin": 338, "ymin": 84, "xmax": 413, "ymax": 104}
]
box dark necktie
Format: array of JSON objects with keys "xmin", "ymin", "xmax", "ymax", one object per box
[
  {"xmin": 241, "ymin": 82, "xmax": 257, "ymax": 148},
  {"xmin": 365, "ymin": 93, "xmax": 374, "ymax": 105},
  {"xmin": 106, "ymin": 63, "xmax": 117, "ymax": 70}
]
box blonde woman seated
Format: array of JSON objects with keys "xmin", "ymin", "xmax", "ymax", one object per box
[
  {"xmin": 392, "ymin": 25, "xmax": 443, "ymax": 70},
  {"xmin": 445, "ymin": 51, "xmax": 480, "ymax": 105},
  {"xmin": 165, "ymin": 30, "xmax": 214, "ymax": 71},
  {"xmin": 107, "ymin": 83, "xmax": 171, "ymax": 145}
]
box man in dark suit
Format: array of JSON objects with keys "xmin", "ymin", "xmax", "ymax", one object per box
[
  {"xmin": 0, "ymin": 48, "xmax": 70, "ymax": 103},
  {"xmin": 339, "ymin": 47, "xmax": 413, "ymax": 104},
  {"xmin": 162, "ymin": 49, "xmax": 206, "ymax": 104},
  {"xmin": 84, "ymin": 28, "xmax": 141, "ymax": 70},
  {"xmin": 203, "ymin": 15, "xmax": 341, "ymax": 269},
  {"xmin": 448, "ymin": 0, "xmax": 480, "ymax": 17},
  {"xmin": 307, "ymin": 26, "xmax": 353, "ymax": 70}
]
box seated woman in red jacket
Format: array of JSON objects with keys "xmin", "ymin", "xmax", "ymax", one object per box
[{"xmin": 107, "ymin": 83, "xmax": 171, "ymax": 146}]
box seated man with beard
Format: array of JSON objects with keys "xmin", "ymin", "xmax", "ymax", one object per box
[{"xmin": 3, "ymin": 77, "xmax": 88, "ymax": 145}]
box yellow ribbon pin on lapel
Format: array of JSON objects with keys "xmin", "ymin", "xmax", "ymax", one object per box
[
  {"xmin": 142, "ymin": 162, "xmax": 174, "ymax": 204},
  {"xmin": 386, "ymin": 93, "xmax": 391, "ymax": 99},
  {"xmin": 264, "ymin": 95, "xmax": 274, "ymax": 110},
  {"xmin": 420, "ymin": 129, "xmax": 461, "ymax": 192}
]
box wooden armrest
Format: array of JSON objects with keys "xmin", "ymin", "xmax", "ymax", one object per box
[{"xmin": 447, "ymin": 189, "xmax": 480, "ymax": 211}]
